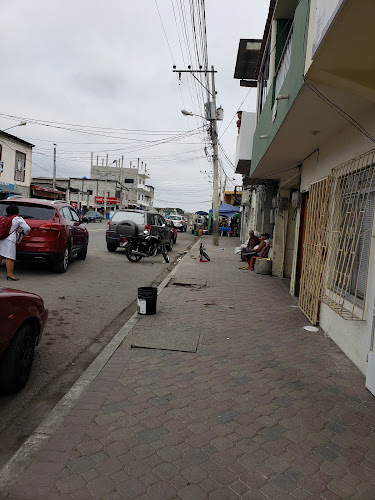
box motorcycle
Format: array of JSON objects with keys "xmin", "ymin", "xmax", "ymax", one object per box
[{"xmin": 116, "ymin": 221, "xmax": 169, "ymax": 263}]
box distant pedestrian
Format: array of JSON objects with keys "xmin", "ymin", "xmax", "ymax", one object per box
[{"xmin": 0, "ymin": 205, "xmax": 30, "ymax": 281}]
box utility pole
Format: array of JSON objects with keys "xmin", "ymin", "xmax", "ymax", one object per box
[
  {"xmin": 173, "ymin": 66, "xmax": 221, "ymax": 246},
  {"xmin": 104, "ymin": 154, "xmax": 108, "ymax": 217},
  {"xmin": 210, "ymin": 65, "xmax": 219, "ymax": 246},
  {"xmin": 53, "ymin": 144, "xmax": 57, "ymax": 189}
]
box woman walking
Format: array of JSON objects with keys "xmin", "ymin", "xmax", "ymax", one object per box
[{"xmin": 0, "ymin": 205, "xmax": 30, "ymax": 281}]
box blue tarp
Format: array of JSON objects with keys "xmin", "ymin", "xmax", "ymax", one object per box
[{"xmin": 209, "ymin": 204, "xmax": 240, "ymax": 217}]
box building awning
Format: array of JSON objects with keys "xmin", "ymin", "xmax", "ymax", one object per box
[
  {"xmin": 0, "ymin": 183, "xmax": 21, "ymax": 195},
  {"xmin": 31, "ymin": 185, "xmax": 65, "ymax": 195},
  {"xmin": 234, "ymin": 39, "xmax": 262, "ymax": 81}
]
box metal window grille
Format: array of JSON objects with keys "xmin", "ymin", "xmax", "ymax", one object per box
[
  {"xmin": 14, "ymin": 151, "xmax": 26, "ymax": 182},
  {"xmin": 298, "ymin": 177, "xmax": 331, "ymax": 324},
  {"xmin": 323, "ymin": 151, "xmax": 375, "ymax": 320}
]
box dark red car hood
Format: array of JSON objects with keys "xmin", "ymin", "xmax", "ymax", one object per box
[{"xmin": 0, "ymin": 287, "xmax": 44, "ymax": 301}]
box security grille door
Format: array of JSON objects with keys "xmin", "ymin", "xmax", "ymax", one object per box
[{"xmin": 298, "ymin": 178, "xmax": 330, "ymax": 324}]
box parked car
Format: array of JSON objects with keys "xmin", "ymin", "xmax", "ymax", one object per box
[
  {"xmin": 0, "ymin": 286, "xmax": 48, "ymax": 393},
  {"xmin": 106, "ymin": 209, "xmax": 175, "ymax": 252},
  {"xmin": 0, "ymin": 199, "xmax": 89, "ymax": 273},
  {"xmin": 81, "ymin": 211, "xmax": 103, "ymax": 223},
  {"xmin": 167, "ymin": 215, "xmax": 187, "ymax": 232}
]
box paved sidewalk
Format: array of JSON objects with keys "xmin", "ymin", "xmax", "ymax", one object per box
[{"xmin": 2, "ymin": 237, "xmax": 375, "ymax": 499}]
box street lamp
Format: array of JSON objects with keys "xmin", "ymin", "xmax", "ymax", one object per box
[
  {"xmin": 181, "ymin": 110, "xmax": 207, "ymax": 120},
  {"xmin": 181, "ymin": 104, "xmax": 220, "ymax": 246},
  {"xmin": 1, "ymin": 121, "xmax": 27, "ymax": 132}
]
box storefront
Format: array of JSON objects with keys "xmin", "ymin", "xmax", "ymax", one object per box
[
  {"xmin": 94, "ymin": 196, "xmax": 121, "ymax": 218},
  {"xmin": 0, "ymin": 182, "xmax": 21, "ymax": 200}
]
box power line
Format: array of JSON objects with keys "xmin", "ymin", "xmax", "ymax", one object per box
[
  {"xmin": 154, "ymin": 0, "xmax": 175, "ymax": 63},
  {"xmin": 0, "ymin": 112, "xmax": 197, "ymax": 134}
]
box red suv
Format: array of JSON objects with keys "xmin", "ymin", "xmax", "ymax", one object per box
[{"xmin": 0, "ymin": 199, "xmax": 89, "ymax": 273}]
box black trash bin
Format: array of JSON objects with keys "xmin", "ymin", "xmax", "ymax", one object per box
[{"xmin": 137, "ymin": 286, "xmax": 158, "ymax": 315}]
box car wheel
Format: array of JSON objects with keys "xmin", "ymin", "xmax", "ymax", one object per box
[
  {"xmin": 166, "ymin": 238, "xmax": 173, "ymax": 251},
  {"xmin": 107, "ymin": 242, "xmax": 117, "ymax": 252},
  {"xmin": 77, "ymin": 240, "xmax": 88, "ymax": 260},
  {"xmin": 53, "ymin": 246, "xmax": 69, "ymax": 273},
  {"xmin": 0, "ymin": 322, "xmax": 36, "ymax": 394}
]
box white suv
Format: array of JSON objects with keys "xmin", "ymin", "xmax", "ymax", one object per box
[{"xmin": 167, "ymin": 215, "xmax": 187, "ymax": 232}]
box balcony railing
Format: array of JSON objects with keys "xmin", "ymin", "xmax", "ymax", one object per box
[
  {"xmin": 138, "ymin": 184, "xmax": 150, "ymax": 192},
  {"xmin": 275, "ymin": 28, "xmax": 293, "ymax": 98}
]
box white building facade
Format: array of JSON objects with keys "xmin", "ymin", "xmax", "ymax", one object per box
[
  {"xmin": 0, "ymin": 132, "xmax": 33, "ymax": 199},
  {"xmin": 91, "ymin": 158, "xmax": 154, "ymax": 210}
]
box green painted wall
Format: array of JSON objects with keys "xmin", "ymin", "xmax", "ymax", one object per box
[{"xmin": 250, "ymin": 0, "xmax": 310, "ymax": 175}]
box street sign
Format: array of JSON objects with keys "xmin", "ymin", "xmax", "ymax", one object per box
[{"xmin": 94, "ymin": 196, "xmax": 121, "ymax": 204}]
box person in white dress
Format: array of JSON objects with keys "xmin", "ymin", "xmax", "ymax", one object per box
[{"xmin": 0, "ymin": 204, "xmax": 31, "ymax": 281}]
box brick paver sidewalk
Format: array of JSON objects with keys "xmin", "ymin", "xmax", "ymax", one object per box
[{"xmin": 2, "ymin": 238, "xmax": 375, "ymax": 499}]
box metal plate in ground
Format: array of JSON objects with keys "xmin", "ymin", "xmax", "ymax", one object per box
[
  {"xmin": 169, "ymin": 277, "xmax": 207, "ymax": 287},
  {"xmin": 131, "ymin": 326, "xmax": 200, "ymax": 353}
]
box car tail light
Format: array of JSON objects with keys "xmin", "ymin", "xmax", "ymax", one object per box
[
  {"xmin": 39, "ymin": 223, "xmax": 61, "ymax": 231},
  {"xmin": 106, "ymin": 221, "xmax": 110, "ymax": 235},
  {"xmin": 145, "ymin": 224, "xmax": 151, "ymax": 231}
]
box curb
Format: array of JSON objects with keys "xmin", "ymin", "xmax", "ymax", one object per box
[{"xmin": 0, "ymin": 239, "xmax": 201, "ymax": 493}]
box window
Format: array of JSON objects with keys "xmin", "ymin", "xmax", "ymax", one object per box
[
  {"xmin": 14, "ymin": 151, "xmax": 26, "ymax": 182},
  {"xmin": 0, "ymin": 203, "xmax": 54, "ymax": 220},
  {"xmin": 111, "ymin": 211, "xmax": 145, "ymax": 224},
  {"xmin": 324, "ymin": 155, "xmax": 375, "ymax": 320},
  {"xmin": 258, "ymin": 42, "xmax": 270, "ymax": 114},
  {"xmin": 60, "ymin": 206, "xmax": 72, "ymax": 221},
  {"xmin": 69, "ymin": 208, "xmax": 80, "ymax": 222}
]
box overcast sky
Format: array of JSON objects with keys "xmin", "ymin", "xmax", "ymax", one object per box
[{"xmin": 1, "ymin": 0, "xmax": 268, "ymax": 212}]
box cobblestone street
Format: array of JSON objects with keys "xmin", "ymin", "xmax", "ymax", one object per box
[{"xmin": 2, "ymin": 238, "xmax": 375, "ymax": 499}]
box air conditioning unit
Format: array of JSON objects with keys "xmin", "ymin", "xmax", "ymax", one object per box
[
  {"xmin": 241, "ymin": 190, "xmax": 250, "ymax": 205},
  {"xmin": 278, "ymin": 197, "xmax": 289, "ymax": 211},
  {"xmin": 291, "ymin": 191, "xmax": 301, "ymax": 208}
]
